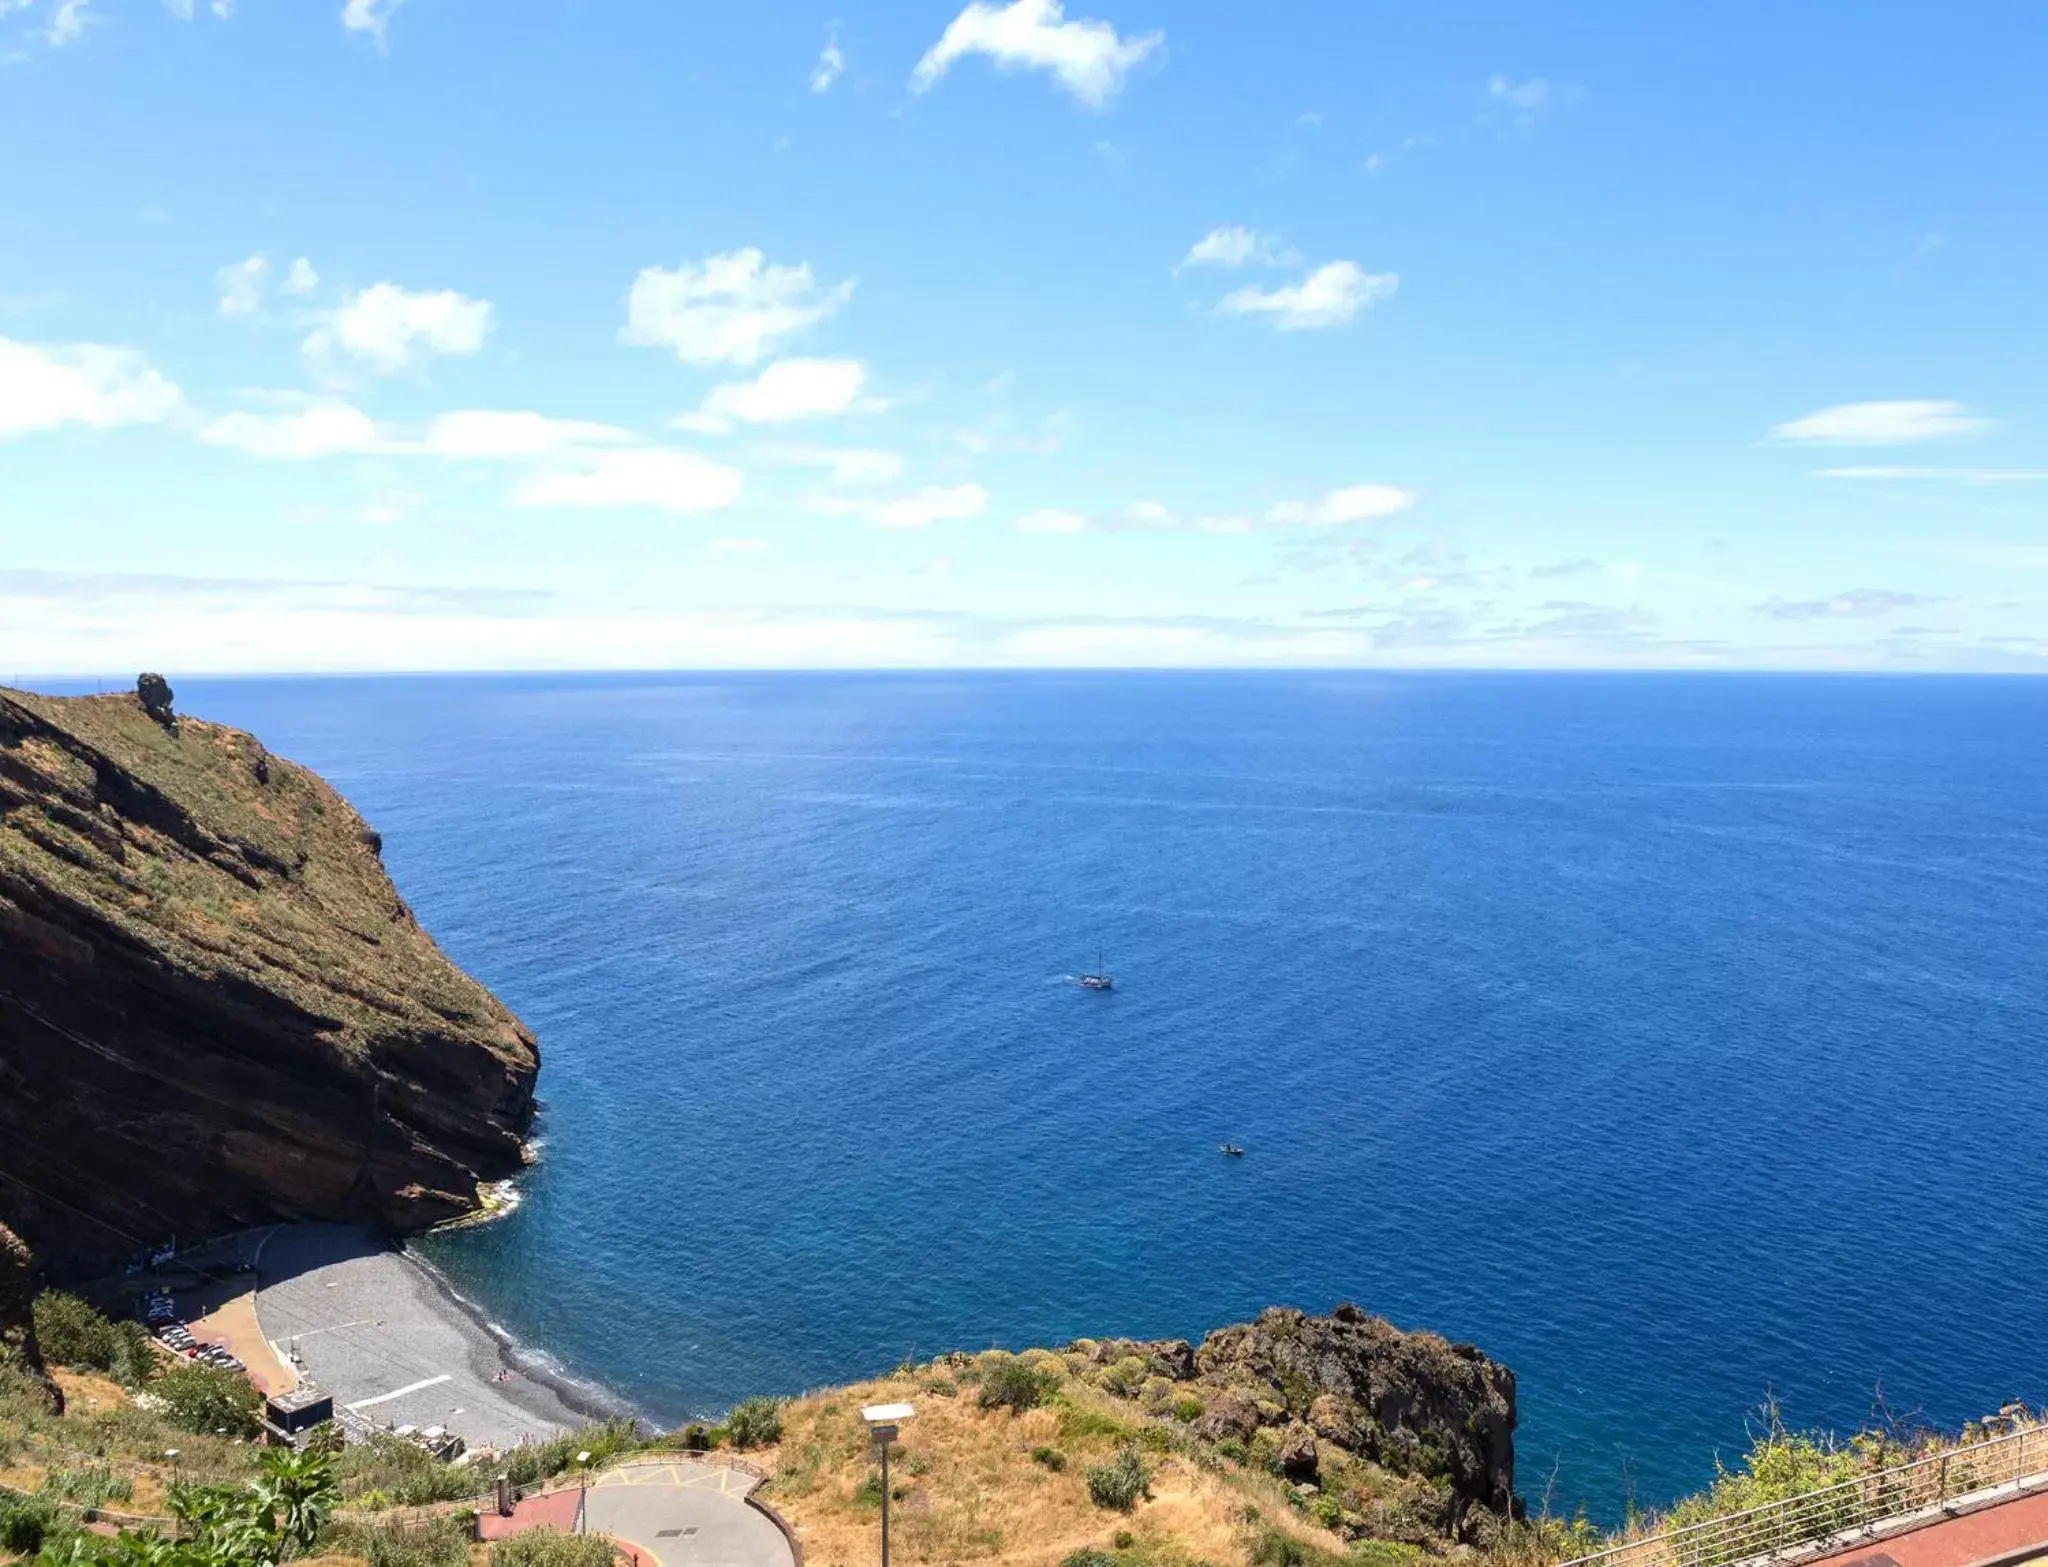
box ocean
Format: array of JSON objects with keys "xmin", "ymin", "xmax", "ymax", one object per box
[{"xmin": 150, "ymin": 671, "xmax": 2047, "ymax": 1522}]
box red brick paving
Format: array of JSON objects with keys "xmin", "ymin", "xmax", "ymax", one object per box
[{"xmin": 1809, "ymin": 1490, "xmax": 2048, "ymax": 1567}]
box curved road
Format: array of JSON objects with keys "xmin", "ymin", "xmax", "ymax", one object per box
[{"xmin": 482, "ymin": 1458, "xmax": 796, "ymax": 1567}]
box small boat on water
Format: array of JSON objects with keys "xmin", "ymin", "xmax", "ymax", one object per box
[
  {"xmin": 1219, "ymin": 1143, "xmax": 1246, "ymax": 1157},
  {"xmin": 1078, "ymin": 949, "xmax": 1113, "ymax": 991}
]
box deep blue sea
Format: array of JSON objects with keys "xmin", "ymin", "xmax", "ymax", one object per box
[{"xmin": 133, "ymin": 672, "xmax": 2048, "ymax": 1521}]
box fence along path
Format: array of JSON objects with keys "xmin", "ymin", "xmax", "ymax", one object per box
[{"xmin": 1558, "ymin": 1425, "xmax": 2048, "ymax": 1567}]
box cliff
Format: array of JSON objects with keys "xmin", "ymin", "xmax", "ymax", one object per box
[
  {"xmin": 0, "ymin": 678, "xmax": 538, "ymax": 1271},
  {"xmin": 0, "ymin": 1221, "xmax": 60, "ymax": 1412},
  {"xmin": 1067, "ymin": 1304, "xmax": 1516, "ymax": 1538},
  {"xmin": 750, "ymin": 1304, "xmax": 1519, "ymax": 1567}
]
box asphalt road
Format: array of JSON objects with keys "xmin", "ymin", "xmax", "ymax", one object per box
[
  {"xmin": 583, "ymin": 1460, "xmax": 796, "ymax": 1567},
  {"xmin": 251, "ymin": 1223, "xmax": 595, "ymax": 1453}
]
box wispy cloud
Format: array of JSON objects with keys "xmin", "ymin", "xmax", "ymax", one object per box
[
  {"xmin": 1177, "ymin": 225, "xmax": 1300, "ymax": 271},
  {"xmin": 911, "ymin": 0, "xmax": 1162, "ymax": 108},
  {"xmin": 1216, "ymin": 261, "xmax": 1398, "ymax": 331},
  {"xmin": 1817, "ymin": 465, "xmax": 2046, "ymax": 484},
  {"xmin": 624, "ymin": 249, "xmax": 854, "ymax": 367},
  {"xmin": 0, "ymin": 337, "xmax": 182, "ymax": 437},
  {"xmin": 810, "ymin": 26, "xmax": 844, "ymax": 92},
  {"xmin": 1772, "ymin": 399, "xmax": 1990, "ymax": 446},
  {"xmin": 1751, "ymin": 588, "xmax": 1935, "ymax": 621},
  {"xmin": 1482, "ymin": 75, "xmax": 1579, "ymax": 131}
]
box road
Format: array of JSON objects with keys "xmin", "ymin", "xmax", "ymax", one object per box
[{"xmin": 480, "ymin": 1458, "xmax": 797, "ymax": 1567}]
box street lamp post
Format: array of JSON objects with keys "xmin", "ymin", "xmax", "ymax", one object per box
[
  {"xmin": 860, "ymin": 1404, "xmax": 914, "ymax": 1567},
  {"xmin": 574, "ymin": 1451, "xmax": 592, "ymax": 1535}
]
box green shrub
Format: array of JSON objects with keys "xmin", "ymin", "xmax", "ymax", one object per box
[
  {"xmin": 1349, "ymin": 1541, "xmax": 1425, "ymax": 1567},
  {"xmin": 150, "ymin": 1365, "xmax": 263, "ymax": 1438},
  {"xmin": 39, "ymin": 1466, "xmax": 133, "ymax": 1509},
  {"xmin": 489, "ymin": 1527, "xmax": 621, "ymax": 1567},
  {"xmin": 337, "ymin": 1431, "xmax": 477, "ymax": 1506},
  {"xmin": 1171, "ymin": 1395, "xmax": 1205, "ymax": 1423},
  {"xmin": 1112, "ymin": 1530, "xmax": 1135, "ymax": 1549},
  {"xmin": 1084, "ymin": 1445, "xmax": 1149, "ymax": 1511},
  {"xmin": 921, "ymin": 1378, "xmax": 959, "ymax": 1398},
  {"xmin": 326, "ymin": 1514, "xmax": 475, "ymax": 1567},
  {"xmin": 1031, "ymin": 1446, "xmax": 1067, "ymax": 1471},
  {"xmin": 1308, "ymin": 1495, "xmax": 1343, "ymax": 1531},
  {"xmin": 502, "ymin": 1420, "xmax": 644, "ymax": 1487},
  {"xmin": 853, "ymin": 1472, "xmax": 885, "ymax": 1508},
  {"xmin": 29, "ymin": 1294, "xmax": 154, "ymax": 1387},
  {"xmin": 1060, "ymin": 1553, "xmax": 1117, "ymax": 1567},
  {"xmin": 726, "ymin": 1397, "xmax": 784, "ymax": 1449},
  {"xmin": 0, "ymin": 1488, "xmax": 64, "ymax": 1555},
  {"xmin": 1057, "ymin": 1405, "xmax": 1136, "ymax": 1445},
  {"xmin": 1099, "ymin": 1357, "xmax": 1149, "ymax": 1398},
  {"xmin": 978, "ymin": 1361, "xmax": 1060, "ymax": 1414}
]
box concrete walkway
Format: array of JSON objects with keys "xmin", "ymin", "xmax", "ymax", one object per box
[
  {"xmin": 1807, "ymin": 1490, "xmax": 2048, "ymax": 1567},
  {"xmin": 479, "ymin": 1458, "xmax": 796, "ymax": 1567}
]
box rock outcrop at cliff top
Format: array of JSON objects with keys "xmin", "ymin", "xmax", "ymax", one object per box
[
  {"xmin": 1064, "ymin": 1304, "xmax": 1516, "ymax": 1538},
  {"xmin": 1, "ymin": 1221, "xmax": 60, "ymax": 1412},
  {"xmin": 0, "ymin": 680, "xmax": 538, "ymax": 1271}
]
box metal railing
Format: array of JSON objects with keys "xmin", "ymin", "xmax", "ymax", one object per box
[{"xmin": 1560, "ymin": 1424, "xmax": 2048, "ymax": 1567}]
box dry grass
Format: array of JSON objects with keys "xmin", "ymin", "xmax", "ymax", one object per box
[{"xmin": 752, "ymin": 1356, "xmax": 1350, "ymax": 1567}]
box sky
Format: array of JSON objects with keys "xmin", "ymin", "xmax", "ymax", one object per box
[{"xmin": 2, "ymin": 0, "xmax": 2045, "ymax": 674}]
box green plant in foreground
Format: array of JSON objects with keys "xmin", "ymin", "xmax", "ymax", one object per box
[
  {"xmin": 1085, "ymin": 1444, "xmax": 1150, "ymax": 1512},
  {"xmin": 725, "ymin": 1397, "xmax": 784, "ymax": 1449},
  {"xmin": 325, "ymin": 1514, "xmax": 474, "ymax": 1567}
]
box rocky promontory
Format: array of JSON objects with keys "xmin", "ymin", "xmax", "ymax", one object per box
[{"xmin": 0, "ymin": 678, "xmax": 538, "ymax": 1272}]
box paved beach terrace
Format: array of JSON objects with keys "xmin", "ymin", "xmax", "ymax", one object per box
[{"xmin": 251, "ymin": 1223, "xmax": 592, "ymax": 1452}]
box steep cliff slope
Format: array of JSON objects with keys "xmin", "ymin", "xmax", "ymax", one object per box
[{"xmin": 0, "ymin": 680, "xmax": 538, "ymax": 1270}]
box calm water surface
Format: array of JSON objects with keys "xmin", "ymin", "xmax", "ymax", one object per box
[{"xmin": 155, "ymin": 672, "xmax": 2048, "ymax": 1520}]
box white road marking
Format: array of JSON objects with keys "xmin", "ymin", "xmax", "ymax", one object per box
[{"xmin": 344, "ymin": 1374, "xmax": 452, "ymax": 1411}]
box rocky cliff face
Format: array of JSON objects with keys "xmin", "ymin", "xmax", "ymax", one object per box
[
  {"xmin": 0, "ymin": 1221, "xmax": 60, "ymax": 1412},
  {"xmin": 0, "ymin": 680, "xmax": 538, "ymax": 1272},
  {"xmin": 1065, "ymin": 1304, "xmax": 1517, "ymax": 1541}
]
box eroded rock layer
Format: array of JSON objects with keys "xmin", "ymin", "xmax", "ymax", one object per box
[{"xmin": 0, "ymin": 682, "xmax": 538, "ymax": 1271}]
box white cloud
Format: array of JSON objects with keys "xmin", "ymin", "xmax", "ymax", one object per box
[
  {"xmin": 1217, "ymin": 261, "xmax": 1398, "ymax": 330},
  {"xmin": 866, "ymin": 484, "xmax": 989, "ymax": 529},
  {"xmin": 810, "ymin": 28, "xmax": 844, "ymax": 92},
  {"xmin": 1263, "ymin": 484, "xmax": 1414, "ymax": 526},
  {"xmin": 1772, "ymin": 400, "xmax": 1991, "ymax": 446},
  {"xmin": 305, "ymin": 282, "xmax": 493, "ymax": 374},
  {"xmin": 282, "ymin": 257, "xmax": 319, "ymax": 295},
  {"xmin": 679, "ymin": 357, "xmax": 870, "ymax": 433},
  {"xmin": 911, "ymin": 0, "xmax": 1162, "ymax": 108},
  {"xmin": 45, "ymin": 0, "xmax": 92, "ymax": 46},
  {"xmin": 0, "ymin": 338, "xmax": 182, "ymax": 436},
  {"xmin": 201, "ymin": 403, "xmax": 382, "ymax": 459},
  {"xmin": 216, "ymin": 254, "xmax": 268, "ymax": 317},
  {"xmin": 1818, "ymin": 465, "xmax": 2048, "ymax": 484},
  {"xmin": 1017, "ymin": 508, "xmax": 1088, "ymax": 533},
  {"xmin": 419, "ymin": 409, "xmax": 638, "ymax": 459},
  {"xmin": 165, "ymin": 0, "xmax": 231, "ymax": 18},
  {"xmin": 514, "ymin": 449, "xmax": 743, "ymax": 514},
  {"xmin": 759, "ymin": 444, "xmax": 903, "ymax": 484},
  {"xmin": 341, "ymin": 0, "xmax": 401, "ymax": 47},
  {"xmin": 1483, "ymin": 75, "xmax": 1576, "ymax": 129},
  {"xmin": 624, "ymin": 250, "xmax": 854, "ymax": 367},
  {"xmin": 1178, "ymin": 226, "xmax": 1298, "ymax": 271}
]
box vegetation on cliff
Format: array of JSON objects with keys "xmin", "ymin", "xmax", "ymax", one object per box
[{"xmin": 0, "ymin": 677, "xmax": 538, "ymax": 1266}]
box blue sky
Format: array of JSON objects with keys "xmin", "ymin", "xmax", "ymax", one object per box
[{"xmin": 2, "ymin": 0, "xmax": 2044, "ymax": 672}]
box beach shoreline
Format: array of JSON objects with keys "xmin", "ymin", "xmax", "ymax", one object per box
[{"xmin": 249, "ymin": 1222, "xmax": 644, "ymax": 1452}]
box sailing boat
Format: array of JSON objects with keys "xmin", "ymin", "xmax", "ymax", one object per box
[{"xmin": 1078, "ymin": 950, "xmax": 1114, "ymax": 991}]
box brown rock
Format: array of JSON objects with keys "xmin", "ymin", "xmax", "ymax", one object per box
[
  {"xmin": 0, "ymin": 685, "xmax": 538, "ymax": 1271},
  {"xmin": 1277, "ymin": 1419, "xmax": 1319, "ymax": 1481},
  {"xmin": 0, "ymin": 1222, "xmax": 61, "ymax": 1412}
]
